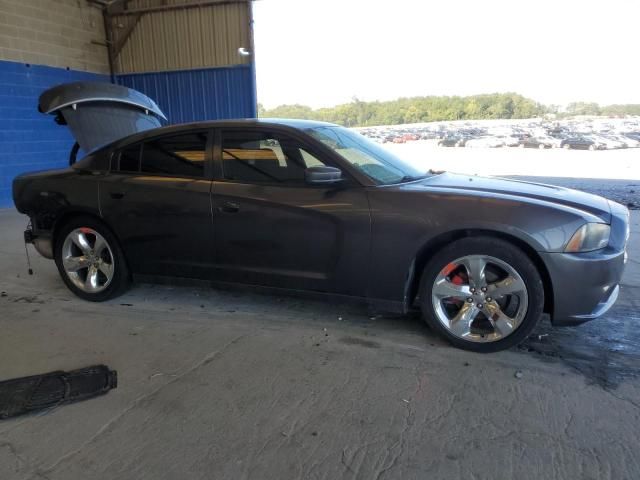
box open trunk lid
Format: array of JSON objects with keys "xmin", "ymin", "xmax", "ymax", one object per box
[{"xmin": 38, "ymin": 81, "xmax": 167, "ymax": 153}]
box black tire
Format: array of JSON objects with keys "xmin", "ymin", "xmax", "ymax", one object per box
[
  {"xmin": 419, "ymin": 237, "xmax": 544, "ymax": 353},
  {"xmin": 54, "ymin": 216, "xmax": 130, "ymax": 301}
]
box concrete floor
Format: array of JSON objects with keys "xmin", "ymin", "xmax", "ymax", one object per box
[{"xmin": 1, "ymin": 208, "xmax": 639, "ymax": 480}]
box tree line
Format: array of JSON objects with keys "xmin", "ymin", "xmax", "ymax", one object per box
[
  {"xmin": 257, "ymin": 94, "xmax": 640, "ymax": 127},
  {"xmin": 562, "ymin": 102, "xmax": 640, "ymax": 117}
]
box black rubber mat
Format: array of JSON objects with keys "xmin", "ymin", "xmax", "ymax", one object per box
[{"xmin": 0, "ymin": 365, "xmax": 117, "ymax": 419}]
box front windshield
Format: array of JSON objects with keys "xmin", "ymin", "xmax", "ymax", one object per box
[{"xmin": 308, "ymin": 126, "xmax": 425, "ymax": 185}]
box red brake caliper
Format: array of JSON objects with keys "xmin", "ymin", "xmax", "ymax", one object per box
[{"xmin": 443, "ymin": 263, "xmax": 467, "ymax": 306}]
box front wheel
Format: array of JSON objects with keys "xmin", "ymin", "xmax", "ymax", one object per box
[
  {"xmin": 419, "ymin": 237, "xmax": 544, "ymax": 352},
  {"xmin": 54, "ymin": 216, "xmax": 130, "ymax": 301}
]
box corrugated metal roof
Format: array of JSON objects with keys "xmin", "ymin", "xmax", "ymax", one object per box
[{"xmin": 111, "ymin": 1, "xmax": 251, "ymax": 74}]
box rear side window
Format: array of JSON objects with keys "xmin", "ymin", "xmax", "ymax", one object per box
[
  {"xmin": 141, "ymin": 132, "xmax": 208, "ymax": 177},
  {"xmin": 73, "ymin": 151, "xmax": 110, "ymax": 171},
  {"xmin": 117, "ymin": 144, "xmax": 141, "ymax": 172},
  {"xmin": 114, "ymin": 132, "xmax": 208, "ymax": 177}
]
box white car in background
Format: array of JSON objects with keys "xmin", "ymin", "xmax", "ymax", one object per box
[
  {"xmin": 497, "ymin": 135, "xmax": 520, "ymax": 147},
  {"xmin": 465, "ymin": 136, "xmax": 505, "ymax": 148},
  {"xmin": 608, "ymin": 133, "xmax": 639, "ymax": 148},
  {"xmin": 590, "ymin": 134, "xmax": 625, "ymax": 149},
  {"xmin": 619, "ymin": 134, "xmax": 640, "ymax": 148},
  {"xmin": 537, "ymin": 135, "xmax": 563, "ymax": 148}
]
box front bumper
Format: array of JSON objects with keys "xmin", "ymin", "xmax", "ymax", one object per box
[{"xmin": 540, "ymin": 248, "xmax": 626, "ymax": 326}]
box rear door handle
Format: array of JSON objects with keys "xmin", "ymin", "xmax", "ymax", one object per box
[
  {"xmin": 218, "ymin": 201, "xmax": 240, "ymax": 213},
  {"xmin": 110, "ymin": 192, "xmax": 125, "ymax": 200}
]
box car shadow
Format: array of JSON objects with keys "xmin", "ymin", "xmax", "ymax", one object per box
[
  {"xmin": 125, "ymin": 280, "xmax": 441, "ymax": 342},
  {"xmin": 120, "ymin": 280, "xmax": 640, "ymax": 390},
  {"xmin": 519, "ymin": 301, "xmax": 640, "ymax": 390}
]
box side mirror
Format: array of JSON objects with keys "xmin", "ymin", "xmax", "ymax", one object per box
[{"xmin": 305, "ymin": 166, "xmax": 343, "ymax": 185}]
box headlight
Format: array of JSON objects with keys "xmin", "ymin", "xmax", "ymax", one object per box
[{"xmin": 565, "ymin": 223, "xmax": 610, "ymax": 252}]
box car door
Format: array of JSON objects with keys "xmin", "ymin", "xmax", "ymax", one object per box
[
  {"xmin": 99, "ymin": 130, "xmax": 215, "ymax": 278},
  {"xmin": 210, "ymin": 127, "xmax": 371, "ymax": 296}
]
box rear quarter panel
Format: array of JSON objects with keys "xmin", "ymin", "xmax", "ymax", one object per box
[{"xmin": 13, "ymin": 168, "xmax": 102, "ymax": 233}]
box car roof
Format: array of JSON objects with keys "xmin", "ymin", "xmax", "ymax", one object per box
[
  {"xmin": 257, "ymin": 118, "xmax": 337, "ymax": 129},
  {"xmin": 101, "ymin": 118, "xmax": 339, "ymax": 152},
  {"xmin": 148, "ymin": 117, "xmax": 336, "ymax": 135}
]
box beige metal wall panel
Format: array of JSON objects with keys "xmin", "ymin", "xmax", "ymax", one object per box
[
  {"xmin": 0, "ymin": 0, "xmax": 109, "ymax": 73},
  {"xmin": 112, "ymin": 1, "xmax": 251, "ymax": 74}
]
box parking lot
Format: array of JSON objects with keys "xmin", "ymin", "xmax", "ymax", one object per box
[
  {"xmin": 386, "ymin": 140, "xmax": 640, "ymax": 184},
  {"xmin": 1, "ymin": 195, "xmax": 639, "ymax": 479}
]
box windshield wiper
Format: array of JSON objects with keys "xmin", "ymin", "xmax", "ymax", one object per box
[{"xmin": 396, "ymin": 174, "xmax": 429, "ymax": 183}]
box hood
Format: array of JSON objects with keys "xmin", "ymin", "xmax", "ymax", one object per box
[
  {"xmin": 38, "ymin": 82, "xmax": 167, "ymax": 153},
  {"xmin": 413, "ymin": 172, "xmax": 611, "ymax": 222}
]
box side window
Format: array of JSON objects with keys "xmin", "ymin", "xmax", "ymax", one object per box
[
  {"xmin": 117, "ymin": 144, "xmax": 142, "ymax": 172},
  {"xmin": 221, "ymin": 130, "xmax": 327, "ymax": 185},
  {"xmin": 141, "ymin": 132, "xmax": 208, "ymax": 177}
]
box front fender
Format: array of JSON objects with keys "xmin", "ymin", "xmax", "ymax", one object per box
[{"xmin": 366, "ymin": 187, "xmax": 600, "ymax": 303}]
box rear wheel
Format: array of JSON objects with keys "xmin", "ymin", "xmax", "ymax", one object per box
[
  {"xmin": 563, "ymin": 143, "xmax": 571, "ymax": 150},
  {"xmin": 54, "ymin": 216, "xmax": 130, "ymax": 301},
  {"xmin": 419, "ymin": 237, "xmax": 544, "ymax": 352},
  {"xmin": 538, "ymin": 143, "xmax": 546, "ymax": 149}
]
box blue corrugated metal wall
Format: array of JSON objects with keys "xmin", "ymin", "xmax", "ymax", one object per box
[
  {"xmin": 0, "ymin": 62, "xmax": 256, "ymax": 208},
  {"xmin": 116, "ymin": 64, "xmax": 257, "ymax": 124},
  {"xmin": 0, "ymin": 61, "xmax": 108, "ymax": 207}
]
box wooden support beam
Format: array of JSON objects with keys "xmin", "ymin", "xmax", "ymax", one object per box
[{"xmin": 111, "ymin": 13, "xmax": 142, "ymax": 59}]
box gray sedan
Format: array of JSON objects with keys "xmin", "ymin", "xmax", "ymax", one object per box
[{"xmin": 13, "ymin": 82, "xmax": 630, "ymax": 352}]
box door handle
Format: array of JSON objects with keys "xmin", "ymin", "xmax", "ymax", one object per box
[
  {"xmin": 218, "ymin": 201, "xmax": 240, "ymax": 213},
  {"xmin": 110, "ymin": 192, "xmax": 125, "ymax": 200}
]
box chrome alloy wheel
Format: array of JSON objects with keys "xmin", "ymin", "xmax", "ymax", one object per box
[
  {"xmin": 431, "ymin": 255, "xmax": 528, "ymax": 343},
  {"xmin": 61, "ymin": 227, "xmax": 114, "ymax": 293}
]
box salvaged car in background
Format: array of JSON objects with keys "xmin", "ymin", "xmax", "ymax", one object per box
[
  {"xmin": 465, "ymin": 136, "xmax": 505, "ymax": 148},
  {"xmin": 560, "ymin": 135, "xmax": 604, "ymax": 150},
  {"xmin": 13, "ymin": 82, "xmax": 630, "ymax": 352},
  {"xmin": 518, "ymin": 135, "xmax": 562, "ymax": 149},
  {"xmin": 437, "ymin": 134, "xmax": 469, "ymax": 147}
]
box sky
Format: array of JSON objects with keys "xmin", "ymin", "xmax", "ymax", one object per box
[{"xmin": 252, "ymin": 0, "xmax": 640, "ymax": 109}]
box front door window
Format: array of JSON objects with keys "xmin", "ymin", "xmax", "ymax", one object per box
[{"xmin": 221, "ymin": 130, "xmax": 328, "ymax": 185}]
